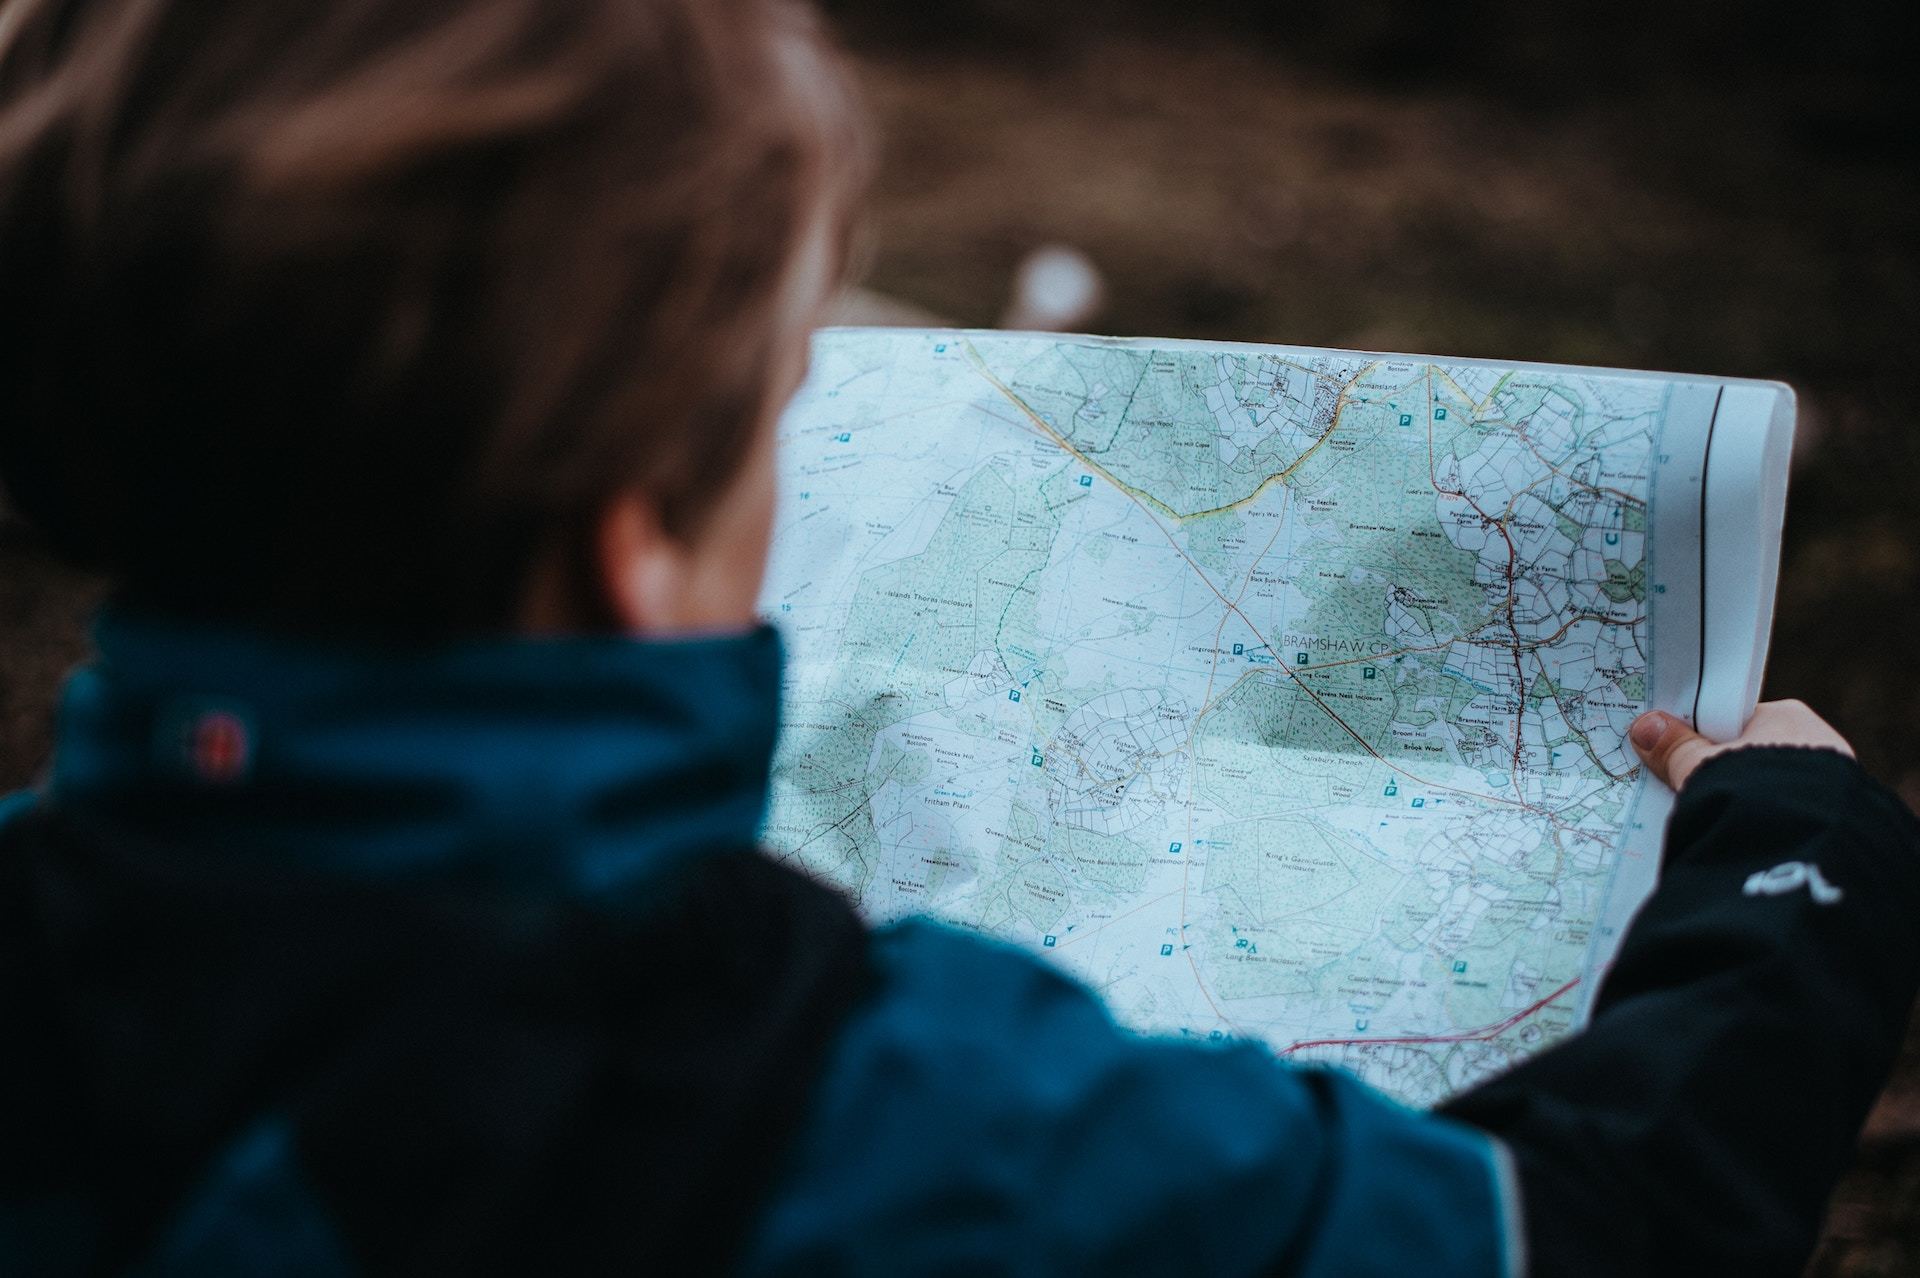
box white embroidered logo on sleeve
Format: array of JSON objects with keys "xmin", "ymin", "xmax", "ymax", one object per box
[{"xmin": 1742, "ymin": 861, "xmax": 1844, "ymax": 906}]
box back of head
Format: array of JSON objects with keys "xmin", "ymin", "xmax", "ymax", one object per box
[{"xmin": 0, "ymin": 0, "xmax": 867, "ymax": 637}]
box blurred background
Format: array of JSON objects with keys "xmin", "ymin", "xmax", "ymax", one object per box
[{"xmin": 2, "ymin": 0, "xmax": 1915, "ymax": 1270}]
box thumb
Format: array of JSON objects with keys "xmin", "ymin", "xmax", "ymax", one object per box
[{"xmin": 1629, "ymin": 710, "xmax": 1715, "ymax": 791}]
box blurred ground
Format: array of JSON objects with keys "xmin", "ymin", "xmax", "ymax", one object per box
[{"xmin": 1, "ymin": 3, "xmax": 1915, "ymax": 1271}]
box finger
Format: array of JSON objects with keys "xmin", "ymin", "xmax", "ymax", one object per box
[{"xmin": 1630, "ymin": 710, "xmax": 1716, "ymax": 790}]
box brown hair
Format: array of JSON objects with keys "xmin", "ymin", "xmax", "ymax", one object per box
[{"xmin": 0, "ymin": 0, "xmax": 868, "ymax": 636}]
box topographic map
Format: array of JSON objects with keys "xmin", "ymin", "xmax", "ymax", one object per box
[{"xmin": 760, "ymin": 329, "xmax": 1680, "ymax": 1105}]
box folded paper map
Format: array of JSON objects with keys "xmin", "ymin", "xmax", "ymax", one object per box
[{"xmin": 758, "ymin": 328, "xmax": 1793, "ymax": 1104}]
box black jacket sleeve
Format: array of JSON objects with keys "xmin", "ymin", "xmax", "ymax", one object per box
[{"xmin": 1440, "ymin": 746, "xmax": 1920, "ymax": 1277}]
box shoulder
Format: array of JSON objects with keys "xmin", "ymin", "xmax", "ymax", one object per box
[
  {"xmin": 0, "ymin": 789, "xmax": 38, "ymax": 838},
  {"xmin": 744, "ymin": 919, "xmax": 1512, "ymax": 1277},
  {"xmin": 0, "ymin": 789, "xmax": 45, "ymax": 939}
]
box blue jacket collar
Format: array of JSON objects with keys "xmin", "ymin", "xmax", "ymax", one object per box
[{"xmin": 50, "ymin": 610, "xmax": 783, "ymax": 898}]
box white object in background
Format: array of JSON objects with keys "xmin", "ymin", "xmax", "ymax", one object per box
[{"xmin": 999, "ymin": 245, "xmax": 1106, "ymax": 332}]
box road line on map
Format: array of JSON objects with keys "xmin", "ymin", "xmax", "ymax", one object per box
[
  {"xmin": 1278, "ymin": 976, "xmax": 1581, "ymax": 1057},
  {"xmin": 958, "ymin": 338, "xmax": 1358, "ymax": 524},
  {"xmin": 1426, "ymin": 369, "xmax": 1532, "ymax": 794}
]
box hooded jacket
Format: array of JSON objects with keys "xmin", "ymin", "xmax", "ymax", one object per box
[{"xmin": 1, "ymin": 612, "xmax": 1914, "ymax": 1275}]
